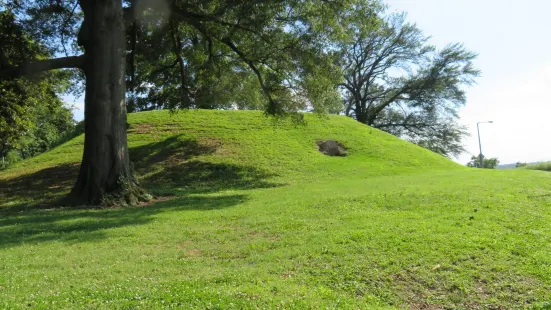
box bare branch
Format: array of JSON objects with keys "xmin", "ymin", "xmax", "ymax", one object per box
[{"xmin": 60, "ymin": 0, "xmax": 79, "ymax": 57}]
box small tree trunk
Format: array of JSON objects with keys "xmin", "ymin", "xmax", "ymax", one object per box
[
  {"xmin": 69, "ymin": 0, "xmax": 146, "ymax": 206},
  {"xmin": 355, "ymin": 110, "xmax": 368, "ymax": 124},
  {"xmin": 365, "ymin": 114, "xmax": 377, "ymax": 126}
]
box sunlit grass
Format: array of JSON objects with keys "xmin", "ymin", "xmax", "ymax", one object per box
[{"xmin": 1, "ymin": 110, "xmax": 550, "ymax": 308}]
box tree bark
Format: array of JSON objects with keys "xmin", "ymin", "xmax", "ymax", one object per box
[
  {"xmin": 69, "ymin": 0, "xmax": 146, "ymax": 206},
  {"xmin": 355, "ymin": 104, "xmax": 369, "ymax": 124}
]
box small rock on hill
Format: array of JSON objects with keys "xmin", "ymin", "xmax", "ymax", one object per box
[{"xmin": 316, "ymin": 140, "xmax": 348, "ymax": 157}]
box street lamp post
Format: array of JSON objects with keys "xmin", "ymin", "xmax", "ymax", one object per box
[{"xmin": 477, "ymin": 121, "xmax": 493, "ymax": 168}]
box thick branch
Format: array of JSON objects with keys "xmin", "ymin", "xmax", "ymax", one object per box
[
  {"xmin": 0, "ymin": 55, "xmax": 84, "ymax": 78},
  {"xmin": 220, "ymin": 37, "xmax": 276, "ymax": 109},
  {"xmin": 375, "ymin": 122, "xmax": 429, "ymax": 129},
  {"xmin": 170, "ymin": 21, "xmax": 193, "ymax": 98},
  {"xmin": 148, "ymin": 59, "xmax": 179, "ymax": 78}
]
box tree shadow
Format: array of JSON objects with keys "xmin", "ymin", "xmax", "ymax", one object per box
[
  {"xmin": 130, "ymin": 135, "xmax": 280, "ymax": 194},
  {"xmin": 130, "ymin": 135, "xmax": 219, "ymax": 168},
  {"xmin": 0, "ymin": 163, "xmax": 79, "ymax": 211},
  {"xmin": 1, "ymin": 135, "xmax": 279, "ymax": 211},
  {"xmin": 0, "ymin": 194, "xmax": 248, "ymax": 248},
  {"xmin": 0, "ymin": 134, "xmax": 282, "ymax": 247}
]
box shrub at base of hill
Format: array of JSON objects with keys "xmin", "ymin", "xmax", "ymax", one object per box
[
  {"xmin": 1, "ymin": 105, "xmax": 77, "ymax": 170},
  {"xmin": 466, "ymin": 155, "xmax": 499, "ymax": 169},
  {"xmin": 524, "ymin": 162, "xmax": 551, "ymax": 172}
]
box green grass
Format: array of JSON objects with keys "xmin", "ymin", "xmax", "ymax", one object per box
[
  {"xmin": 523, "ymin": 162, "xmax": 551, "ymax": 172},
  {"xmin": 1, "ymin": 110, "xmax": 551, "ymax": 309}
]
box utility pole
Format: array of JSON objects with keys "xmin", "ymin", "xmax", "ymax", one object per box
[{"xmin": 477, "ymin": 121, "xmax": 493, "ymax": 168}]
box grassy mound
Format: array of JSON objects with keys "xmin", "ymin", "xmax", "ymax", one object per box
[
  {"xmin": 523, "ymin": 161, "xmax": 551, "ymax": 172},
  {"xmin": 1, "ymin": 110, "xmax": 551, "ymax": 308},
  {"xmin": 0, "ymin": 110, "xmax": 460, "ymax": 207}
]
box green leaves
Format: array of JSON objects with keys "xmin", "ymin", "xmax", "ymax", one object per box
[
  {"xmin": 336, "ymin": 8, "xmax": 479, "ymax": 157},
  {"xmin": 124, "ymin": 0, "xmax": 368, "ymax": 116},
  {"xmin": 466, "ymin": 156, "xmax": 499, "ymax": 169},
  {"xmin": 0, "ymin": 9, "xmax": 75, "ymax": 161}
]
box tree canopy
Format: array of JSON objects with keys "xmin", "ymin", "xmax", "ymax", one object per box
[
  {"xmin": 124, "ymin": 0, "xmax": 364, "ymax": 115},
  {"xmin": 336, "ymin": 12, "xmax": 479, "ymax": 157}
]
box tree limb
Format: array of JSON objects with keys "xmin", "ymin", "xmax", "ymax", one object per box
[
  {"xmin": 148, "ymin": 59, "xmax": 179, "ymax": 78},
  {"xmin": 0, "ymin": 55, "xmax": 84, "ymax": 78},
  {"xmin": 220, "ymin": 38, "xmax": 275, "ymax": 104},
  {"xmin": 60, "ymin": 0, "xmax": 80, "ymax": 57}
]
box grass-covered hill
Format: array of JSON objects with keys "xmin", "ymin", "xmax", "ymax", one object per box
[
  {"xmin": 1, "ymin": 110, "xmax": 551, "ymax": 309},
  {"xmin": 1, "ymin": 110, "xmax": 460, "ymax": 207},
  {"xmin": 523, "ymin": 162, "xmax": 551, "ymax": 172}
]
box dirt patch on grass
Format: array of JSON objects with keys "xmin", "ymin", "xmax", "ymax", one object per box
[
  {"xmin": 405, "ymin": 303, "xmax": 444, "ymax": 310},
  {"xmin": 185, "ymin": 249, "xmax": 202, "ymax": 257},
  {"xmin": 130, "ymin": 123, "xmax": 155, "ymax": 134},
  {"xmin": 392, "ymin": 268, "xmax": 544, "ymax": 309},
  {"xmin": 131, "ymin": 195, "xmax": 175, "ymax": 208},
  {"xmin": 176, "ymin": 240, "xmax": 194, "ymax": 250}
]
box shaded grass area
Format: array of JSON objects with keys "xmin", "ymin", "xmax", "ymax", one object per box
[
  {"xmin": 0, "ymin": 163, "xmax": 79, "ymax": 210},
  {"xmin": 0, "ymin": 193, "xmax": 248, "ymax": 248},
  {"xmin": 131, "ymin": 135, "xmax": 279, "ymax": 194},
  {"xmin": 1, "ymin": 110, "xmax": 551, "ymax": 308},
  {"xmin": 0, "ymin": 134, "xmax": 279, "ymax": 210}
]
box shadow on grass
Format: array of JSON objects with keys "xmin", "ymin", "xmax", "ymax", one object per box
[
  {"xmin": 131, "ymin": 135, "xmax": 280, "ymax": 194},
  {"xmin": 0, "ymin": 194, "xmax": 248, "ymax": 248},
  {"xmin": 0, "ymin": 163, "xmax": 79, "ymax": 210},
  {"xmin": 0, "ymin": 135, "xmax": 281, "ymax": 248},
  {"xmin": 130, "ymin": 135, "xmax": 218, "ymax": 167}
]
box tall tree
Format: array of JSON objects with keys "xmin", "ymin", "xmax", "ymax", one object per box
[
  {"xmin": 1, "ymin": 1, "xmax": 144, "ymax": 205},
  {"xmin": 126, "ymin": 18, "xmax": 266, "ymax": 112},
  {"xmin": 374, "ymin": 108, "xmax": 469, "ymax": 158},
  {"xmin": 337, "ymin": 12, "xmax": 479, "ymax": 157},
  {"xmin": 1, "ymin": 0, "xmax": 366, "ymax": 205}
]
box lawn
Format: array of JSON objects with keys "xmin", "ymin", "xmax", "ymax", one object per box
[{"xmin": 1, "ymin": 110, "xmax": 550, "ymax": 309}]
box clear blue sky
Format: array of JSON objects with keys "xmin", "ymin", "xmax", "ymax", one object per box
[
  {"xmin": 386, "ymin": 0, "xmax": 551, "ymax": 164},
  {"xmin": 69, "ymin": 0, "xmax": 551, "ymax": 165}
]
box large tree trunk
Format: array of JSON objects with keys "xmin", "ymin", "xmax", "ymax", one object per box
[{"xmin": 69, "ymin": 0, "xmax": 146, "ymax": 206}]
